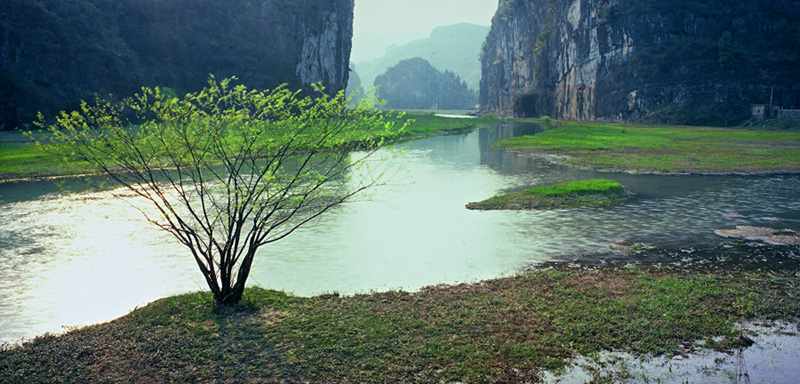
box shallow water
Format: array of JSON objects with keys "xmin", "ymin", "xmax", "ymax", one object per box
[
  {"xmin": 1, "ymin": 121, "xmax": 799, "ymax": 344},
  {"xmin": 545, "ymin": 322, "xmax": 800, "ymax": 384}
]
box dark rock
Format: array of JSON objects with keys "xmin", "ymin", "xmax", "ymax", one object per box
[
  {"xmin": 0, "ymin": 0, "xmax": 354, "ymax": 129},
  {"xmin": 479, "ymin": 0, "xmax": 800, "ymax": 126},
  {"xmin": 714, "ymin": 226, "xmax": 800, "ymax": 245}
]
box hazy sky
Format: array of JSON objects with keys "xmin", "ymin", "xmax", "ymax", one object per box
[
  {"xmin": 353, "ymin": 0, "xmax": 498, "ymax": 35},
  {"xmin": 351, "ymin": 0, "xmax": 498, "ymax": 61}
]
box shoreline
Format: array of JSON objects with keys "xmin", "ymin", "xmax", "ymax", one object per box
[
  {"xmin": 493, "ymin": 119, "xmax": 800, "ymax": 175},
  {"xmin": 512, "ymin": 151, "xmax": 800, "ymax": 176},
  {"xmin": 0, "ymin": 112, "xmax": 496, "ymax": 184},
  {"xmin": 1, "ymin": 254, "xmax": 797, "ymax": 382},
  {"xmin": 4, "ymin": 116, "xmax": 800, "ymax": 183}
]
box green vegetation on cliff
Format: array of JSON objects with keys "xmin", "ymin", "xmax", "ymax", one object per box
[
  {"xmin": 466, "ymin": 179, "xmax": 630, "ymax": 210},
  {"xmin": 1, "ymin": 266, "xmax": 797, "ymax": 383},
  {"xmin": 494, "ymin": 120, "xmax": 800, "ymax": 173}
]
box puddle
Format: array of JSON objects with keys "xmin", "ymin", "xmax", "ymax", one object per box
[{"xmin": 544, "ymin": 322, "xmax": 800, "ymax": 383}]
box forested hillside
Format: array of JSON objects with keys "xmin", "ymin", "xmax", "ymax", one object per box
[
  {"xmin": 0, "ymin": 0, "xmax": 354, "ymax": 130},
  {"xmin": 375, "ymin": 57, "xmax": 477, "ymax": 110}
]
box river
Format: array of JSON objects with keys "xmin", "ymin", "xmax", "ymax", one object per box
[{"xmin": 1, "ymin": 121, "xmax": 799, "ymax": 344}]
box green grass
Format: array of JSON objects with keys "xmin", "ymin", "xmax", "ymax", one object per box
[
  {"xmin": 5, "ymin": 115, "xmax": 797, "ymax": 180},
  {"xmin": 1, "ymin": 266, "xmax": 798, "ymax": 383},
  {"xmin": 0, "ymin": 289, "xmax": 291, "ymax": 383},
  {"xmin": 0, "ymin": 140, "xmax": 93, "ymax": 181},
  {"xmin": 0, "ymin": 113, "xmax": 498, "ymax": 183},
  {"xmin": 466, "ymin": 179, "xmax": 630, "ymax": 210},
  {"xmin": 400, "ymin": 111, "xmax": 498, "ymax": 137},
  {"xmin": 494, "ymin": 120, "xmax": 800, "ymax": 173}
]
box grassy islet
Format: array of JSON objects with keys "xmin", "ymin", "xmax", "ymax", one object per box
[{"xmin": 466, "ymin": 179, "xmax": 630, "ymax": 210}]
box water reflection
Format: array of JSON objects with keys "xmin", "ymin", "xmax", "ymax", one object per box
[
  {"xmin": 0, "ymin": 190, "xmax": 197, "ymax": 343},
  {"xmin": 1, "ymin": 122, "xmax": 799, "ymax": 344},
  {"xmin": 479, "ymin": 121, "xmax": 544, "ymax": 173}
]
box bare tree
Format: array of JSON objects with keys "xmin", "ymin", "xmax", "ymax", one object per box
[{"xmin": 34, "ymin": 77, "xmax": 404, "ymax": 304}]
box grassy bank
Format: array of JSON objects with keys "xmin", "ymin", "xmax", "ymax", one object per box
[
  {"xmin": 494, "ymin": 120, "xmax": 800, "ymax": 174},
  {"xmin": 400, "ymin": 111, "xmax": 497, "ymax": 137},
  {"xmin": 0, "ymin": 112, "xmax": 496, "ymax": 183},
  {"xmin": 1, "ymin": 265, "xmax": 797, "ymax": 383},
  {"xmin": 466, "ymin": 179, "xmax": 630, "ymax": 210},
  {"xmin": 0, "ymin": 134, "xmax": 94, "ymax": 181}
]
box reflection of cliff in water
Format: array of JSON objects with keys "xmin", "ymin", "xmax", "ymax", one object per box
[{"xmin": 478, "ymin": 122, "xmax": 544, "ymax": 174}]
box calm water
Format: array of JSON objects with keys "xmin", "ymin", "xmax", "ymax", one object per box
[{"xmin": 1, "ymin": 121, "xmax": 799, "ymax": 344}]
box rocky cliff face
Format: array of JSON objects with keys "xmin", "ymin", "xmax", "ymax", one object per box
[
  {"xmin": 294, "ymin": 0, "xmax": 354, "ymax": 92},
  {"xmin": 0, "ymin": 0, "xmax": 354, "ymax": 129},
  {"xmin": 480, "ymin": 0, "xmax": 800, "ymax": 125}
]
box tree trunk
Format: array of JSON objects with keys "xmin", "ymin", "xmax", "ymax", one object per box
[
  {"xmin": 216, "ymin": 247, "xmax": 257, "ymax": 305},
  {"xmin": 226, "ymin": 283, "xmax": 246, "ymax": 305}
]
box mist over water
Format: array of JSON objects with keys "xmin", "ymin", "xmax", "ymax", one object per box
[{"xmin": 1, "ymin": 121, "xmax": 799, "ymax": 344}]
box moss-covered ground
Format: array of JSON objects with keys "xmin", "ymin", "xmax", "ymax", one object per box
[
  {"xmin": 1, "ymin": 265, "xmax": 797, "ymax": 383},
  {"xmin": 494, "ymin": 120, "xmax": 800, "ymax": 174},
  {"xmin": 466, "ymin": 179, "xmax": 630, "ymax": 210}
]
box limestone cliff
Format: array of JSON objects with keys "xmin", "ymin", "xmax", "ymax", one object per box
[
  {"xmin": 480, "ymin": 0, "xmax": 800, "ymax": 125},
  {"xmin": 294, "ymin": 0, "xmax": 354, "ymax": 93},
  {"xmin": 0, "ymin": 0, "xmax": 354, "ymax": 129}
]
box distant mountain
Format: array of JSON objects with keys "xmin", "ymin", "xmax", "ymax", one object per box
[
  {"xmin": 374, "ymin": 57, "xmax": 477, "ymax": 110},
  {"xmin": 350, "ymin": 30, "xmax": 428, "ymax": 62},
  {"xmin": 353, "ymin": 23, "xmax": 490, "ymax": 92},
  {"xmin": 345, "ymin": 64, "xmax": 364, "ymax": 105}
]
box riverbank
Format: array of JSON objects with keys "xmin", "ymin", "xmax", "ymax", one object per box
[
  {"xmin": 493, "ymin": 119, "xmax": 800, "ymax": 174},
  {"xmin": 6, "ymin": 115, "xmax": 799, "ymax": 182},
  {"xmin": 398, "ymin": 111, "xmax": 497, "ymax": 139},
  {"xmin": 0, "ymin": 112, "xmax": 498, "ymax": 183},
  {"xmin": 0, "ymin": 262, "xmax": 797, "ymax": 383}
]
